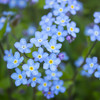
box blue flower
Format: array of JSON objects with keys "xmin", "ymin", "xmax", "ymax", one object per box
[
  {"xmin": 38, "ymin": 79, "xmax": 52, "ymax": 92},
  {"xmin": 58, "ymin": 52, "xmax": 69, "ymax": 61},
  {"xmin": 32, "ymin": 47, "xmax": 48, "ymax": 62},
  {"xmin": 28, "ymin": 73, "xmax": 42, "ymax": 87},
  {"xmin": 44, "ymin": 91, "xmax": 54, "ymax": 99},
  {"xmin": 27, "ymin": 26, "xmax": 36, "ymax": 36},
  {"xmin": 0, "ymin": 0, "xmax": 9, "ymax": 4},
  {"xmin": 75, "ymin": 56, "xmax": 84, "ymax": 67},
  {"xmin": 67, "ymin": 21, "xmax": 80, "ymax": 37},
  {"xmin": 22, "ymin": 59, "xmax": 40, "ymax": 77},
  {"xmin": 3, "ymin": 11, "xmax": 15, "ymax": 16},
  {"xmin": 17, "ymin": 0, "xmax": 27, "ymax": 8},
  {"xmin": 4, "ymin": 49, "xmax": 13, "ymax": 61},
  {"xmin": 53, "ymin": 3, "xmax": 67, "ymax": 16},
  {"xmin": 41, "ymin": 25, "xmax": 56, "ymax": 36},
  {"xmin": 57, "ymin": 0, "xmax": 68, "ymax": 4},
  {"xmin": 7, "ymin": 52, "xmax": 24, "ymax": 69},
  {"xmin": 9, "ymin": 0, "xmax": 17, "ymax": 8},
  {"xmin": 14, "ymin": 38, "xmax": 33, "ymax": 53},
  {"xmin": 45, "ymin": 69, "xmax": 62, "ymax": 80},
  {"xmin": 44, "ymin": 0, "xmax": 56, "ymax": 9},
  {"xmin": 0, "ymin": 17, "xmax": 11, "ymax": 33},
  {"xmin": 43, "ymin": 53, "xmax": 61, "ymax": 71},
  {"xmin": 30, "ymin": 31, "xmax": 48, "ymax": 47},
  {"xmin": 55, "ymin": 14, "xmax": 70, "ymax": 26},
  {"xmin": 51, "ymin": 80, "xmax": 66, "ymax": 95},
  {"xmin": 83, "ymin": 57, "xmax": 98, "ymax": 75},
  {"xmin": 94, "ymin": 65, "xmax": 100, "ymax": 78},
  {"xmin": 85, "ymin": 25, "xmax": 100, "ymax": 41},
  {"xmin": 93, "ymin": 12, "xmax": 100, "ymax": 24},
  {"xmin": 39, "ymin": 12, "xmax": 55, "ymax": 26},
  {"xmin": 11, "ymin": 68, "xmax": 27, "ymax": 86},
  {"xmin": 52, "ymin": 26, "xmax": 68, "ymax": 42},
  {"xmin": 81, "ymin": 70, "xmax": 91, "ymax": 77},
  {"xmin": 67, "ymin": 0, "xmax": 81, "ymax": 15},
  {"xmin": 44, "ymin": 39, "xmax": 62, "ymax": 54}
]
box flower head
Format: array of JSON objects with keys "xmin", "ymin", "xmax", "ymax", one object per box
[{"xmin": 11, "ymin": 68, "xmax": 27, "ymax": 86}]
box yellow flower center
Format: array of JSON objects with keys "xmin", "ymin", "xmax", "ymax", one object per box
[
  {"xmin": 38, "ymin": 39, "xmax": 42, "ymax": 42},
  {"xmin": 50, "ymin": 1, "xmax": 53, "ymax": 5},
  {"xmin": 61, "ymin": 20, "xmax": 65, "ymax": 23},
  {"xmin": 47, "ymin": 27, "xmax": 50, "ymax": 31},
  {"xmin": 94, "ymin": 31, "xmax": 99, "ymax": 36},
  {"xmin": 14, "ymin": 60, "xmax": 18, "ymax": 64},
  {"xmin": 51, "ymin": 46, "xmax": 55, "ymax": 49},
  {"xmin": 43, "ymin": 83, "xmax": 47, "ymax": 87},
  {"xmin": 58, "ymin": 32, "xmax": 61, "ymax": 36},
  {"xmin": 52, "ymin": 73, "xmax": 55, "ymax": 76},
  {"xmin": 56, "ymin": 85, "xmax": 60, "ymax": 89},
  {"xmin": 70, "ymin": 27, "xmax": 74, "ymax": 31},
  {"xmin": 71, "ymin": 5, "xmax": 74, "ymax": 9},
  {"xmin": 18, "ymin": 75, "xmax": 22, "ymax": 79},
  {"xmin": 48, "ymin": 92, "xmax": 51, "ymax": 95},
  {"xmin": 49, "ymin": 60, "xmax": 53, "ymax": 64},
  {"xmin": 8, "ymin": 54, "xmax": 11, "ymax": 57},
  {"xmin": 22, "ymin": 45, "xmax": 26, "ymax": 49},
  {"xmin": 32, "ymin": 77, "xmax": 36, "ymax": 81},
  {"xmin": 90, "ymin": 63, "xmax": 94, "ymax": 68},
  {"xmin": 29, "ymin": 66, "xmax": 34, "ymax": 71},
  {"xmin": 38, "ymin": 55, "xmax": 42, "ymax": 59},
  {"xmin": 59, "ymin": 8, "xmax": 63, "ymax": 12}
]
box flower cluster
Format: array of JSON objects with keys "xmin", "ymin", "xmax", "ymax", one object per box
[
  {"xmin": 0, "ymin": 0, "xmax": 38, "ymax": 8},
  {"xmin": 82, "ymin": 57, "xmax": 100, "ymax": 78},
  {"xmin": 85, "ymin": 12, "xmax": 100, "ymax": 41},
  {"xmin": 4, "ymin": 0, "xmax": 82, "ymax": 99}
]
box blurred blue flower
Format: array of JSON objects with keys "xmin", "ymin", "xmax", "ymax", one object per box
[
  {"xmin": 11, "ymin": 68, "xmax": 27, "ymax": 86},
  {"xmin": 75, "ymin": 56, "xmax": 84, "ymax": 67},
  {"xmin": 55, "ymin": 14, "xmax": 70, "ymax": 26},
  {"xmin": 44, "ymin": 91, "xmax": 54, "ymax": 99},
  {"xmin": 45, "ymin": 69, "xmax": 62, "ymax": 80},
  {"xmin": 94, "ymin": 12, "xmax": 100, "ymax": 24},
  {"xmin": 85, "ymin": 25, "xmax": 100, "ymax": 41},
  {"xmin": 3, "ymin": 11, "xmax": 15, "ymax": 16},
  {"xmin": 83, "ymin": 57, "xmax": 98, "ymax": 75},
  {"xmin": 27, "ymin": 26, "xmax": 36, "ymax": 36},
  {"xmin": 94, "ymin": 65, "xmax": 100, "ymax": 78},
  {"xmin": 52, "ymin": 26, "xmax": 67, "ymax": 42},
  {"xmin": 39, "ymin": 12, "xmax": 55, "ymax": 26},
  {"xmin": 30, "ymin": 31, "xmax": 48, "ymax": 47},
  {"xmin": 0, "ymin": 0, "xmax": 9, "ymax": 4},
  {"xmin": 38, "ymin": 79, "xmax": 52, "ymax": 92},
  {"xmin": 7, "ymin": 52, "xmax": 24, "ymax": 69},
  {"xmin": 67, "ymin": 21, "xmax": 80, "ymax": 37},
  {"xmin": 22, "ymin": 59, "xmax": 40, "ymax": 77},
  {"xmin": 44, "ymin": 39, "xmax": 62, "ymax": 54},
  {"xmin": 53, "ymin": 3, "xmax": 67, "ymax": 16},
  {"xmin": 81, "ymin": 70, "xmax": 91, "ymax": 77},
  {"xmin": 44, "ymin": 0, "xmax": 56, "ymax": 9},
  {"xmin": 43, "ymin": 53, "xmax": 61, "ymax": 71},
  {"xmin": 4, "ymin": 49, "xmax": 13, "ymax": 61},
  {"xmin": 58, "ymin": 52, "xmax": 69, "ymax": 61},
  {"xmin": 32, "ymin": 47, "xmax": 48, "ymax": 62},
  {"xmin": 67, "ymin": 0, "xmax": 81, "ymax": 15},
  {"xmin": 28, "ymin": 73, "xmax": 42, "ymax": 87},
  {"xmin": 51, "ymin": 80, "xmax": 66, "ymax": 95},
  {"xmin": 41, "ymin": 25, "xmax": 56, "ymax": 36},
  {"xmin": 14, "ymin": 38, "xmax": 33, "ymax": 53}
]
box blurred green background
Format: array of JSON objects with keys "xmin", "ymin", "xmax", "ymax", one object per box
[{"xmin": 0, "ymin": 0, "xmax": 100, "ymax": 100}]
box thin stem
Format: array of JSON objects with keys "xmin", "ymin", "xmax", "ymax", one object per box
[
  {"xmin": 67, "ymin": 41, "xmax": 97, "ymax": 100},
  {"xmin": 0, "ymin": 41, "xmax": 4, "ymax": 55}
]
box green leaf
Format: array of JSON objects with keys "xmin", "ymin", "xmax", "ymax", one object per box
[
  {"xmin": 0, "ymin": 17, "xmax": 8, "ymax": 40},
  {"xmin": 0, "ymin": 77, "xmax": 10, "ymax": 89}
]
